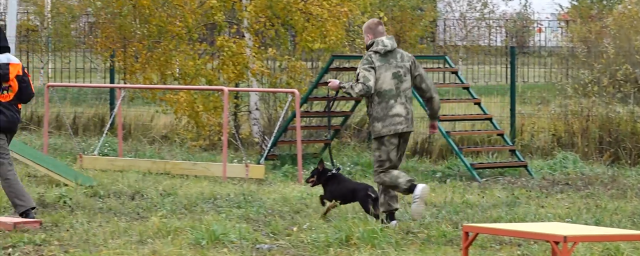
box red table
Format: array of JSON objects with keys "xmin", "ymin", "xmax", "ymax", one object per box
[{"xmin": 462, "ymin": 222, "xmax": 640, "ymax": 256}]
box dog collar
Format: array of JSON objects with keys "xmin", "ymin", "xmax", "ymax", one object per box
[{"xmin": 327, "ymin": 166, "xmax": 342, "ymax": 176}]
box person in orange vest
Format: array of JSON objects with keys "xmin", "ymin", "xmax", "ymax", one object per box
[{"xmin": 0, "ymin": 27, "xmax": 36, "ymax": 219}]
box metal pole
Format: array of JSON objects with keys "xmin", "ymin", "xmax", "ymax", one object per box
[
  {"xmin": 43, "ymin": 85, "xmax": 50, "ymax": 154},
  {"xmin": 109, "ymin": 50, "xmax": 116, "ymax": 129},
  {"xmin": 6, "ymin": 0, "xmax": 18, "ymax": 55},
  {"xmin": 116, "ymin": 88, "xmax": 123, "ymax": 158},
  {"xmin": 509, "ymin": 46, "xmax": 517, "ymax": 142},
  {"xmin": 45, "ymin": 0, "xmax": 51, "ymax": 82}
]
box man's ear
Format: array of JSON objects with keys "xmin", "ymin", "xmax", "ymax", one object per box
[{"xmin": 317, "ymin": 158, "xmax": 325, "ymax": 169}]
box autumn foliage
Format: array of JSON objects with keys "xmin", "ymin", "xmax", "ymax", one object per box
[{"xmin": 48, "ymin": 0, "xmax": 435, "ymax": 147}]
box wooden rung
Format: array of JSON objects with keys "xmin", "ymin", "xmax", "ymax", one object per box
[
  {"xmin": 425, "ymin": 67, "xmax": 459, "ymax": 73},
  {"xmin": 0, "ymin": 217, "xmax": 42, "ymax": 231},
  {"xmin": 459, "ymin": 145, "xmax": 516, "ymax": 152},
  {"xmin": 436, "ymin": 83, "xmax": 470, "ymax": 88},
  {"xmin": 471, "ymin": 161, "xmax": 528, "ymax": 169},
  {"xmin": 441, "ymin": 98, "xmax": 481, "ymax": 104},
  {"xmin": 447, "ymin": 130, "xmax": 505, "ymax": 136},
  {"xmin": 439, "ymin": 114, "xmax": 493, "ymax": 121},
  {"xmin": 327, "ymin": 67, "xmax": 458, "ymax": 73},
  {"xmin": 277, "ymin": 139, "xmax": 332, "ymax": 145},
  {"xmin": 321, "ymin": 81, "xmax": 468, "ymax": 89},
  {"xmin": 266, "ymin": 154, "xmax": 278, "ymax": 160},
  {"xmin": 307, "ymin": 96, "xmax": 362, "ymax": 102},
  {"xmin": 288, "ymin": 125, "xmax": 341, "ymax": 131},
  {"xmin": 329, "ymin": 67, "xmax": 357, "ymax": 72},
  {"xmin": 266, "ymin": 152, "xmax": 320, "ymax": 160},
  {"xmin": 301, "ymin": 111, "xmax": 353, "ymax": 117}
]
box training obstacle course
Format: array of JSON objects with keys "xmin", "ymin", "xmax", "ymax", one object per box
[
  {"xmin": 260, "ymin": 54, "xmax": 533, "ymax": 182},
  {"xmin": 43, "ymin": 83, "xmax": 305, "ymax": 183},
  {"xmin": 462, "ymin": 222, "xmax": 640, "ymax": 255}
]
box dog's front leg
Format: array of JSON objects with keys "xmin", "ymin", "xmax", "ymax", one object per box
[
  {"xmin": 321, "ymin": 201, "xmax": 339, "ymax": 219},
  {"xmin": 319, "ymin": 195, "xmax": 326, "ymax": 206}
]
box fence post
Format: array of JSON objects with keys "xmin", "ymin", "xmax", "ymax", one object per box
[
  {"xmin": 109, "ymin": 50, "xmax": 116, "ymax": 129},
  {"xmin": 509, "ymin": 46, "xmax": 517, "ymax": 142}
]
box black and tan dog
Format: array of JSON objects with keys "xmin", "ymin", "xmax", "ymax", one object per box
[{"xmin": 305, "ymin": 158, "xmax": 380, "ymax": 220}]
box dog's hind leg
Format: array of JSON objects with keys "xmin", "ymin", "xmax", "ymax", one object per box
[
  {"xmin": 358, "ymin": 198, "xmax": 380, "ymax": 220},
  {"xmin": 321, "ymin": 201, "xmax": 338, "ymax": 219},
  {"xmin": 370, "ymin": 194, "xmax": 380, "ymax": 218}
]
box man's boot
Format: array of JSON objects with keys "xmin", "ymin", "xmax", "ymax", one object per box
[{"xmin": 18, "ymin": 207, "xmax": 35, "ymax": 219}]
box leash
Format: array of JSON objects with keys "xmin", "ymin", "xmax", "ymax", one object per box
[{"xmin": 325, "ymin": 88, "xmax": 341, "ymax": 175}]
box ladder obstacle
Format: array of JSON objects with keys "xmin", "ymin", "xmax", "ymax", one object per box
[{"xmin": 260, "ymin": 54, "xmax": 534, "ymax": 182}]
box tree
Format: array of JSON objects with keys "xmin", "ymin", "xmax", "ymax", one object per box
[
  {"xmin": 368, "ymin": 0, "xmax": 439, "ymax": 52},
  {"xmin": 86, "ymin": 0, "xmax": 360, "ymax": 147},
  {"xmin": 504, "ymin": 9, "xmax": 535, "ymax": 51}
]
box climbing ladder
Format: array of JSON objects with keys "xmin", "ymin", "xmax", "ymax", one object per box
[{"xmin": 259, "ymin": 54, "xmax": 534, "ymax": 182}]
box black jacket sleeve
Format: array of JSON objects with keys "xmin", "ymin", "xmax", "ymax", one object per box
[{"xmin": 14, "ymin": 66, "xmax": 34, "ymax": 104}]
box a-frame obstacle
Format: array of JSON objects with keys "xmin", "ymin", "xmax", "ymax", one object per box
[{"xmin": 260, "ymin": 54, "xmax": 533, "ymax": 182}]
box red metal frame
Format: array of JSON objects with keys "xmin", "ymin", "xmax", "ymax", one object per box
[
  {"xmin": 462, "ymin": 224, "xmax": 640, "ymax": 256},
  {"xmin": 43, "ymin": 83, "xmax": 304, "ymax": 183}
]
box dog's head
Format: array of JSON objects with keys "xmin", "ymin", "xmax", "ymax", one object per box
[{"xmin": 305, "ymin": 158, "xmax": 332, "ymax": 187}]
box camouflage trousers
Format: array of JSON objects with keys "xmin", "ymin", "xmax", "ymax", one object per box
[{"xmin": 372, "ymin": 131, "xmax": 415, "ymax": 213}]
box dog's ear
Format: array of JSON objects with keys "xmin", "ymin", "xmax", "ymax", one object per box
[{"xmin": 317, "ymin": 158, "xmax": 325, "ymax": 170}]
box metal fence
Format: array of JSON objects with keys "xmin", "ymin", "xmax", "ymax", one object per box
[{"xmin": 4, "ymin": 12, "xmax": 573, "ymax": 86}]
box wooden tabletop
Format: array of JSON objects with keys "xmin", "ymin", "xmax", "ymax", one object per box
[{"xmin": 463, "ymin": 222, "xmax": 640, "ymax": 242}]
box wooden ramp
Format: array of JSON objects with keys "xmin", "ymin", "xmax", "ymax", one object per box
[
  {"xmin": 9, "ymin": 140, "xmax": 96, "ymax": 187},
  {"xmin": 462, "ymin": 222, "xmax": 640, "ymax": 256}
]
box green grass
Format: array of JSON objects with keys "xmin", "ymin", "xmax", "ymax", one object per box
[{"xmin": 1, "ymin": 132, "xmax": 640, "ymax": 255}]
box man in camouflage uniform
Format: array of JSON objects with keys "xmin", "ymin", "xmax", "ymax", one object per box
[{"xmin": 327, "ymin": 18, "xmax": 440, "ymax": 226}]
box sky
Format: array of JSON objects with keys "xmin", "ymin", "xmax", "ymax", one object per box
[
  {"xmin": 518, "ymin": 0, "xmax": 571, "ymax": 13},
  {"xmin": 439, "ymin": 0, "xmax": 573, "ymax": 18}
]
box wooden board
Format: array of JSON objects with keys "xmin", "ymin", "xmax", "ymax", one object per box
[
  {"xmin": 76, "ymin": 155, "xmax": 266, "ymax": 179},
  {"xmin": 0, "ymin": 217, "xmax": 42, "ymax": 231}
]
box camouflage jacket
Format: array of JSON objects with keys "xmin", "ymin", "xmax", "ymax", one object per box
[{"xmin": 339, "ymin": 36, "xmax": 440, "ymax": 138}]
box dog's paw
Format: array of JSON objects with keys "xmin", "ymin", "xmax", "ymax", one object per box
[{"xmin": 319, "ymin": 195, "xmax": 326, "ymax": 206}]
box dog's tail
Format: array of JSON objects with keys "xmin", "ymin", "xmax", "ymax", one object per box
[{"xmin": 367, "ymin": 187, "xmax": 380, "ymax": 218}]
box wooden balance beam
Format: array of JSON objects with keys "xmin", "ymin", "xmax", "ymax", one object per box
[
  {"xmin": 462, "ymin": 222, "xmax": 640, "ymax": 256},
  {"xmin": 76, "ymin": 155, "xmax": 266, "ymax": 179}
]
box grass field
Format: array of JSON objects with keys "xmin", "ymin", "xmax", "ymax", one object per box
[{"xmin": 1, "ymin": 132, "xmax": 640, "ymax": 255}]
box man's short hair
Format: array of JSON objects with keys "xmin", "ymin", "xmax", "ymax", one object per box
[{"xmin": 363, "ymin": 18, "xmax": 386, "ymax": 38}]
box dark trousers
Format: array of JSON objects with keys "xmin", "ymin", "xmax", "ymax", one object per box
[{"xmin": 0, "ymin": 133, "xmax": 36, "ymax": 214}]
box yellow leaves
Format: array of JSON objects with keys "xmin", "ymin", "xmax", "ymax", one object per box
[
  {"xmin": 79, "ymin": 0, "xmax": 444, "ymax": 146},
  {"xmin": 377, "ymin": 11, "xmax": 388, "ymax": 22},
  {"xmin": 560, "ymin": 0, "xmax": 640, "ymax": 103}
]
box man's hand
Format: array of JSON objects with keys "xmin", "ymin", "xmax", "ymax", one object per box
[
  {"xmin": 327, "ymin": 79, "xmax": 341, "ymax": 91},
  {"xmin": 429, "ymin": 121, "xmax": 438, "ymax": 134}
]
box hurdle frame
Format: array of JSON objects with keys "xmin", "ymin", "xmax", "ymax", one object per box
[{"xmin": 42, "ymin": 83, "xmax": 304, "ymax": 183}]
